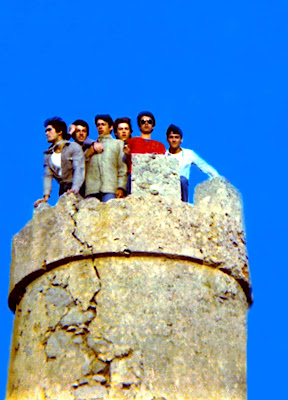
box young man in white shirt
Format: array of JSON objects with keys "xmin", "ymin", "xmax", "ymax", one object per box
[{"xmin": 166, "ymin": 124, "xmax": 219, "ymax": 202}]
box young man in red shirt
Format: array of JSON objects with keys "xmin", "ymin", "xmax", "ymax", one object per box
[{"xmin": 124, "ymin": 111, "xmax": 166, "ymax": 193}]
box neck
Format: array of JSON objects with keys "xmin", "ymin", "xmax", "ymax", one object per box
[
  {"xmin": 141, "ymin": 132, "xmax": 151, "ymax": 140},
  {"xmin": 169, "ymin": 147, "xmax": 182, "ymax": 154},
  {"xmin": 53, "ymin": 137, "xmax": 65, "ymax": 151}
]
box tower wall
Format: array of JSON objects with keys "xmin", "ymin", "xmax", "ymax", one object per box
[{"xmin": 7, "ymin": 175, "xmax": 251, "ymax": 400}]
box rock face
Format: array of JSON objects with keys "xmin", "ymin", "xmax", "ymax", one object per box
[
  {"xmin": 7, "ymin": 173, "xmax": 251, "ymax": 400},
  {"xmin": 131, "ymin": 154, "xmax": 181, "ymax": 199}
]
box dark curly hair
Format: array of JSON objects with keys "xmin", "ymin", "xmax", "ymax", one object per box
[
  {"xmin": 44, "ymin": 117, "xmax": 69, "ymax": 139},
  {"xmin": 72, "ymin": 119, "xmax": 89, "ymax": 136},
  {"xmin": 114, "ymin": 117, "xmax": 133, "ymax": 139}
]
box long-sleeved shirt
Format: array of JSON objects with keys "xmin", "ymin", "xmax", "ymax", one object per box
[
  {"xmin": 43, "ymin": 141, "xmax": 85, "ymax": 196},
  {"xmin": 81, "ymin": 137, "xmax": 95, "ymax": 151},
  {"xmin": 85, "ymin": 135, "xmax": 127, "ymax": 196},
  {"xmin": 165, "ymin": 148, "xmax": 219, "ymax": 180}
]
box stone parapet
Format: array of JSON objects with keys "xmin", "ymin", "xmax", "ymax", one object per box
[
  {"xmin": 131, "ymin": 154, "xmax": 181, "ymax": 199},
  {"xmin": 9, "ymin": 177, "xmax": 251, "ymax": 311}
]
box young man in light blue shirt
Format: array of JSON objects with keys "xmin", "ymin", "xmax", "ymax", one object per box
[{"xmin": 165, "ymin": 124, "xmax": 219, "ymax": 202}]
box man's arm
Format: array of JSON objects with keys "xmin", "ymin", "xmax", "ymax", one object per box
[
  {"xmin": 187, "ymin": 149, "xmax": 219, "ymax": 178},
  {"xmin": 34, "ymin": 156, "xmax": 53, "ymax": 207},
  {"xmin": 85, "ymin": 142, "xmax": 104, "ymax": 159},
  {"xmin": 70, "ymin": 144, "xmax": 85, "ymax": 193},
  {"xmin": 34, "ymin": 194, "xmax": 50, "ymax": 208},
  {"xmin": 117, "ymin": 141, "xmax": 128, "ymax": 195}
]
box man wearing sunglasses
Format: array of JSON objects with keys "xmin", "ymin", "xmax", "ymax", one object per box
[{"xmin": 124, "ymin": 111, "xmax": 166, "ymax": 193}]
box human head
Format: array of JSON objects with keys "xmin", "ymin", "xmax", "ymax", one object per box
[
  {"xmin": 44, "ymin": 117, "xmax": 68, "ymax": 139},
  {"xmin": 137, "ymin": 111, "xmax": 155, "ymax": 128},
  {"xmin": 166, "ymin": 124, "xmax": 183, "ymax": 139},
  {"xmin": 114, "ymin": 117, "xmax": 133, "ymax": 141},
  {"xmin": 95, "ymin": 114, "xmax": 113, "ymax": 128},
  {"xmin": 95, "ymin": 114, "xmax": 113, "ymax": 136},
  {"xmin": 137, "ymin": 111, "xmax": 155, "ymax": 136},
  {"xmin": 71, "ymin": 119, "xmax": 89, "ymax": 145},
  {"xmin": 166, "ymin": 124, "xmax": 183, "ymax": 152}
]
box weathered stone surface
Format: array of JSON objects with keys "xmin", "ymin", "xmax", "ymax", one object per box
[
  {"xmin": 194, "ymin": 176, "xmax": 244, "ymax": 226},
  {"xmin": 9, "ymin": 178, "xmax": 251, "ymax": 310},
  {"xmin": 131, "ymin": 154, "xmax": 181, "ymax": 198},
  {"xmin": 7, "ymin": 175, "xmax": 251, "ymax": 399},
  {"xmin": 7, "ymin": 257, "xmax": 247, "ymax": 400},
  {"xmin": 45, "ymin": 286, "xmax": 73, "ymax": 307}
]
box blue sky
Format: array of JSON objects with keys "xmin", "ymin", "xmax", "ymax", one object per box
[{"xmin": 1, "ymin": 1, "xmax": 287, "ymax": 398}]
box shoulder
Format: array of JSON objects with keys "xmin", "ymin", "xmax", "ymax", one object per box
[
  {"xmin": 150, "ymin": 139, "xmax": 166, "ymax": 153},
  {"xmin": 152, "ymin": 139, "xmax": 165, "ymax": 147},
  {"xmin": 82, "ymin": 138, "xmax": 95, "ymax": 151},
  {"xmin": 109, "ymin": 138, "xmax": 124, "ymax": 149},
  {"xmin": 65, "ymin": 141, "xmax": 83, "ymax": 154},
  {"xmin": 103, "ymin": 137, "xmax": 122, "ymax": 152},
  {"xmin": 127, "ymin": 137, "xmax": 142, "ymax": 148},
  {"xmin": 127, "ymin": 137, "xmax": 142, "ymax": 144},
  {"xmin": 67, "ymin": 141, "xmax": 81, "ymax": 149},
  {"xmin": 44, "ymin": 144, "xmax": 53, "ymax": 155},
  {"xmin": 116, "ymin": 139, "xmax": 124, "ymax": 147},
  {"xmin": 182, "ymin": 148, "xmax": 196, "ymax": 157},
  {"xmin": 83, "ymin": 138, "xmax": 95, "ymax": 146}
]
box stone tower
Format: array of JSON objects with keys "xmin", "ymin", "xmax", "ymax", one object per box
[{"xmin": 6, "ymin": 155, "xmax": 252, "ymax": 400}]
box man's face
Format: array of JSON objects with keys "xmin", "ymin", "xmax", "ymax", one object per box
[
  {"xmin": 74, "ymin": 125, "xmax": 88, "ymax": 144},
  {"xmin": 139, "ymin": 116, "xmax": 154, "ymax": 135},
  {"xmin": 167, "ymin": 132, "xmax": 182, "ymax": 150},
  {"xmin": 45, "ymin": 125, "xmax": 61, "ymax": 143},
  {"xmin": 96, "ymin": 119, "xmax": 113, "ymax": 136},
  {"xmin": 117, "ymin": 123, "xmax": 131, "ymax": 141}
]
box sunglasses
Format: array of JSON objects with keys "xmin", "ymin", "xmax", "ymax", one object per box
[{"xmin": 140, "ymin": 119, "xmax": 153, "ymax": 125}]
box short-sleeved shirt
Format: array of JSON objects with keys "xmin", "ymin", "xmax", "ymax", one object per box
[{"xmin": 126, "ymin": 137, "xmax": 166, "ymax": 173}]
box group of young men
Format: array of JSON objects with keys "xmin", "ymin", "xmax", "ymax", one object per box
[{"xmin": 34, "ymin": 111, "xmax": 219, "ymax": 207}]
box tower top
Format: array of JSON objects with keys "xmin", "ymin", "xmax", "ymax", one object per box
[
  {"xmin": 7, "ymin": 155, "xmax": 251, "ymax": 399},
  {"xmin": 9, "ymin": 166, "xmax": 251, "ymax": 311}
]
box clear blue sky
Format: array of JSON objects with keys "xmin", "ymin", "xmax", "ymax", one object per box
[{"xmin": 1, "ymin": 1, "xmax": 287, "ymax": 398}]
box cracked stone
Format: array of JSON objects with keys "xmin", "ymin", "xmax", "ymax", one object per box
[
  {"xmin": 81, "ymin": 358, "xmax": 94, "ymax": 376},
  {"xmin": 92, "ymin": 374, "xmax": 107, "ymax": 383},
  {"xmin": 45, "ymin": 286, "xmax": 73, "ymax": 308},
  {"xmin": 91, "ymin": 359, "xmax": 107, "ymax": 374},
  {"xmin": 86, "ymin": 335, "xmax": 112, "ymax": 354},
  {"xmin": 110, "ymin": 350, "xmax": 142, "ymax": 386},
  {"xmin": 7, "ymin": 175, "xmax": 250, "ymax": 400},
  {"xmin": 72, "ymin": 336, "xmax": 83, "ymax": 344},
  {"xmin": 98, "ymin": 352, "xmax": 115, "ymax": 362},
  {"xmin": 10, "ymin": 177, "xmax": 251, "ymax": 312},
  {"xmin": 74, "ymin": 383, "xmax": 108, "ymax": 399},
  {"xmin": 60, "ymin": 307, "xmax": 96, "ymax": 327},
  {"xmin": 67, "ymin": 259, "xmax": 101, "ymax": 311},
  {"xmin": 45, "ymin": 330, "xmax": 70, "ymax": 358}
]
